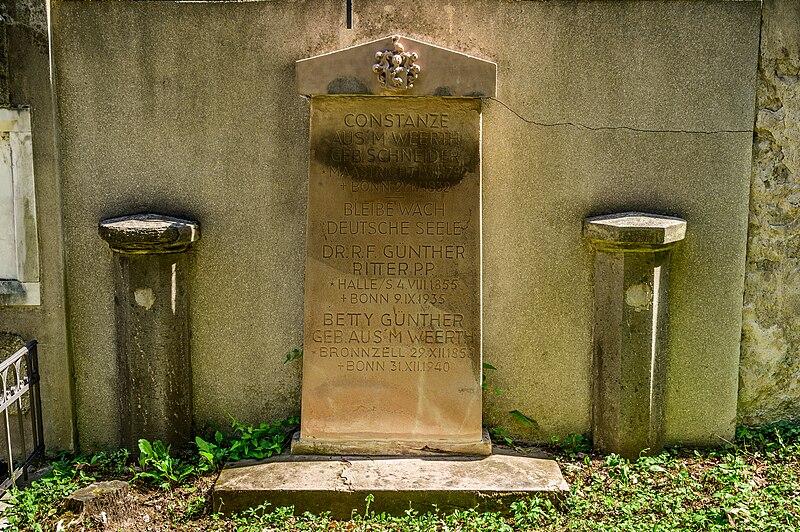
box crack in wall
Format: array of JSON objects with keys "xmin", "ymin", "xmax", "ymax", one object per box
[{"xmin": 487, "ymin": 97, "xmax": 751, "ymax": 135}]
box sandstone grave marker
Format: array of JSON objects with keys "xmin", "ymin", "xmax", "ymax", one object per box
[{"xmin": 294, "ymin": 36, "xmax": 496, "ymax": 455}]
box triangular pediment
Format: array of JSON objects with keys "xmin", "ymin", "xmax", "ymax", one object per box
[{"xmin": 296, "ymin": 35, "xmax": 496, "ymax": 97}]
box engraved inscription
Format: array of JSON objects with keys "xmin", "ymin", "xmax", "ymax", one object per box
[
  {"xmin": 302, "ymin": 96, "xmax": 482, "ymax": 441},
  {"xmin": 316, "ymin": 104, "xmax": 477, "ymax": 186}
]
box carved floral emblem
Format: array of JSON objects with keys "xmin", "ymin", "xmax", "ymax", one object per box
[{"xmin": 372, "ymin": 35, "xmax": 421, "ymax": 90}]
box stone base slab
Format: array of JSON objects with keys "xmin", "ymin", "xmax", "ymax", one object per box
[
  {"xmin": 290, "ymin": 429, "xmax": 493, "ymax": 457},
  {"xmin": 212, "ymin": 450, "xmax": 569, "ymax": 518}
]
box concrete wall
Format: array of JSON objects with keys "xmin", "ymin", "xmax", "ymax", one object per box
[
  {"xmin": 0, "ymin": 0, "xmax": 74, "ymax": 450},
  {"xmin": 739, "ymin": 0, "xmax": 800, "ymax": 426},
  {"xmin": 50, "ymin": 0, "xmax": 760, "ymax": 449},
  {"xmin": 477, "ymin": 1, "xmax": 759, "ymax": 445}
]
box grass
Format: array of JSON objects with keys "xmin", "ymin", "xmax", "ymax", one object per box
[{"xmin": 2, "ymin": 421, "xmax": 799, "ymax": 531}]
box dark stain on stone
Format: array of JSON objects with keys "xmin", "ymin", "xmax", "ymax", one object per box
[{"xmin": 327, "ymin": 77, "xmax": 370, "ymax": 95}]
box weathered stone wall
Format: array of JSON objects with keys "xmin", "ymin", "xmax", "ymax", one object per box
[
  {"xmin": 0, "ymin": 20, "xmax": 8, "ymax": 106},
  {"xmin": 0, "ymin": 0, "xmax": 786, "ymax": 451},
  {"xmin": 739, "ymin": 0, "xmax": 800, "ymax": 426},
  {"xmin": 51, "ymin": 0, "xmax": 759, "ymax": 450},
  {"xmin": 0, "ymin": 0, "xmax": 75, "ymax": 449}
]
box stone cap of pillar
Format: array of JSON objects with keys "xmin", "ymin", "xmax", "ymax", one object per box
[
  {"xmin": 99, "ymin": 214, "xmax": 200, "ymax": 254},
  {"xmin": 583, "ymin": 212, "xmax": 686, "ymax": 252}
]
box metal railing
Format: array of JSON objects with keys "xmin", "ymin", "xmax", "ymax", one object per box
[{"xmin": 0, "ymin": 340, "xmax": 44, "ymax": 493}]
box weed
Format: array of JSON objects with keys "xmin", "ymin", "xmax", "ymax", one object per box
[
  {"xmin": 736, "ymin": 420, "xmax": 800, "ymax": 457},
  {"xmin": 509, "ymin": 409, "xmax": 539, "ymax": 430},
  {"xmin": 364, "ymin": 493, "xmax": 374, "ymax": 515},
  {"xmin": 488, "ymin": 426, "xmax": 515, "ymax": 447},
  {"xmin": 182, "ymin": 494, "xmax": 207, "ymax": 521},
  {"xmin": 483, "ymin": 362, "xmax": 539, "ymax": 449},
  {"xmin": 487, "ymin": 411, "xmax": 540, "ymax": 450},
  {"xmin": 6, "ymin": 421, "xmax": 800, "ymax": 530},
  {"xmin": 73, "ymin": 448, "xmax": 132, "ymax": 477},
  {"xmin": 136, "ymin": 439, "xmax": 195, "ymax": 490},
  {"xmin": 284, "ymin": 346, "xmax": 303, "ymax": 364},
  {"xmin": 196, "ymin": 415, "xmax": 299, "ymax": 470},
  {"xmin": 226, "ymin": 417, "xmax": 294, "ymax": 461},
  {"xmin": 481, "ymin": 362, "xmax": 496, "ymax": 391},
  {"xmin": 550, "ymin": 433, "xmax": 592, "ymax": 455},
  {"xmin": 482, "ymin": 361, "xmax": 511, "ymax": 398},
  {"xmin": 195, "ymin": 430, "xmax": 227, "ymax": 472},
  {"xmin": 510, "ymin": 497, "xmax": 558, "ymax": 528},
  {"xmin": 4, "ymin": 448, "xmax": 131, "ymax": 529}
]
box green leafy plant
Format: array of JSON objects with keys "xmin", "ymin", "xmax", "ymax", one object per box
[
  {"xmin": 364, "ymin": 493, "xmax": 374, "ymax": 515},
  {"xmin": 488, "ymin": 426, "xmax": 515, "ymax": 447},
  {"xmin": 488, "ymin": 414, "xmax": 540, "ymax": 450},
  {"xmin": 550, "ymin": 432, "xmax": 592, "ymax": 455},
  {"xmin": 182, "ymin": 493, "xmax": 207, "ymax": 521},
  {"xmin": 195, "ymin": 430, "xmax": 227, "ymax": 472},
  {"xmin": 510, "ymin": 497, "xmax": 559, "ymax": 529},
  {"xmin": 509, "ymin": 409, "xmax": 539, "ymax": 430},
  {"xmin": 482, "ymin": 362, "xmax": 510, "ymax": 397},
  {"xmin": 483, "ymin": 362, "xmax": 540, "ymax": 448},
  {"xmin": 136, "ymin": 439, "xmax": 195, "ymax": 490},
  {"xmin": 481, "ymin": 362, "xmax": 496, "ymax": 390},
  {"xmin": 5, "ymin": 458, "xmax": 82, "ymax": 531},
  {"xmin": 226, "ymin": 418, "xmax": 286, "ymax": 461},
  {"xmin": 195, "ymin": 416, "xmax": 299, "ymax": 469},
  {"xmin": 284, "ymin": 346, "xmax": 303, "ymax": 364},
  {"xmin": 488, "ymin": 410, "xmax": 540, "ymax": 448},
  {"xmin": 4, "ymin": 448, "xmax": 132, "ymax": 530},
  {"xmin": 736, "ymin": 421, "xmax": 800, "ymax": 457}
]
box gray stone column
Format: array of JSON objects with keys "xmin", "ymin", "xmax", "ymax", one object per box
[
  {"xmin": 99, "ymin": 214, "xmax": 200, "ymax": 452},
  {"xmin": 583, "ymin": 212, "xmax": 686, "ymax": 459}
]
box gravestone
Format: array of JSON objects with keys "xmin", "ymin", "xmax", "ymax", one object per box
[
  {"xmin": 293, "ymin": 36, "xmax": 495, "ymax": 455},
  {"xmin": 213, "ymin": 36, "xmax": 569, "ymax": 515}
]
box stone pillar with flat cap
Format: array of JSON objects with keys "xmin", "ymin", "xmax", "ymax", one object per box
[
  {"xmin": 99, "ymin": 214, "xmax": 200, "ymax": 451},
  {"xmin": 583, "ymin": 212, "xmax": 686, "ymax": 460}
]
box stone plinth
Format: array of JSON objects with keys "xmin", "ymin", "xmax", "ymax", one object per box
[
  {"xmin": 99, "ymin": 214, "xmax": 200, "ymax": 451},
  {"xmin": 584, "ymin": 212, "xmax": 686, "ymax": 459},
  {"xmin": 291, "ymin": 429, "xmax": 492, "ymax": 456},
  {"xmin": 213, "ymin": 452, "xmax": 569, "ymax": 518}
]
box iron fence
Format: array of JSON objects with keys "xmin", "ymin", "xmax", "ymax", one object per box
[{"xmin": 0, "ymin": 340, "xmax": 44, "ymax": 493}]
